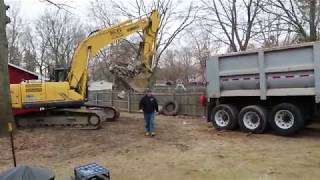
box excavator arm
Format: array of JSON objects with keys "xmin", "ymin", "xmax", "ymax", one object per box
[{"xmin": 67, "ymin": 10, "xmax": 160, "ymax": 96}]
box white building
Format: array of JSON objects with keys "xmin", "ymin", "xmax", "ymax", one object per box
[{"xmin": 88, "ymin": 80, "xmax": 113, "ymax": 91}]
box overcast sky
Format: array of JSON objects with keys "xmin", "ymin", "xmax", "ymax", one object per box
[
  {"xmin": 4, "ymin": 0, "xmax": 192, "ymax": 20},
  {"xmin": 4, "ymin": 0, "xmax": 197, "ymax": 54},
  {"xmin": 4, "ymin": 0, "xmax": 90, "ymax": 20}
]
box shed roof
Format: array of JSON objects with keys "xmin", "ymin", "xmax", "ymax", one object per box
[{"xmin": 9, "ymin": 63, "xmax": 39, "ymax": 77}]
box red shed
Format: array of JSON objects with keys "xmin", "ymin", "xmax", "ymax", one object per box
[
  {"xmin": 9, "ymin": 63, "xmax": 40, "ymax": 115},
  {"xmin": 9, "ymin": 63, "xmax": 39, "ymax": 83}
]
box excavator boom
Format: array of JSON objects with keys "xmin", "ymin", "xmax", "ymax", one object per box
[{"xmin": 68, "ymin": 10, "xmax": 160, "ymax": 95}]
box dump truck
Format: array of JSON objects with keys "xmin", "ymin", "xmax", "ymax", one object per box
[{"xmin": 206, "ymin": 42, "xmax": 320, "ymax": 136}]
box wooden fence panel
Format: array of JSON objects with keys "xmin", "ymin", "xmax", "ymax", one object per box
[{"xmin": 88, "ymin": 91, "xmax": 206, "ymax": 116}]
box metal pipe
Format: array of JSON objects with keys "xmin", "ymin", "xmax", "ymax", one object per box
[{"xmin": 8, "ymin": 122, "xmax": 16, "ymax": 167}]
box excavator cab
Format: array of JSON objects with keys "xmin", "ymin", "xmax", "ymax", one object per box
[{"xmin": 53, "ymin": 68, "xmax": 68, "ymax": 82}]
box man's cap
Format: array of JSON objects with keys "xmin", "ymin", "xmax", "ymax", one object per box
[{"xmin": 145, "ymin": 88, "xmax": 152, "ymax": 93}]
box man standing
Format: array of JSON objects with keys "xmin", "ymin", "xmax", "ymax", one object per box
[{"xmin": 139, "ymin": 89, "xmax": 159, "ymax": 137}]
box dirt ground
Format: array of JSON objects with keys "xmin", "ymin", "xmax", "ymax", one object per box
[{"xmin": 1, "ymin": 113, "xmax": 320, "ymax": 180}]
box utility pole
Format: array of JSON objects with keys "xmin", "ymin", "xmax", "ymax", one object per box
[{"xmin": 0, "ymin": 0, "xmax": 15, "ymax": 136}]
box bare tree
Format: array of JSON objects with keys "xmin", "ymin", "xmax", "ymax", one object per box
[
  {"xmin": 159, "ymin": 47, "xmax": 198, "ymax": 84},
  {"xmin": 8, "ymin": 9, "xmax": 85, "ymax": 78},
  {"xmin": 42, "ymin": 0, "xmax": 73, "ymax": 12},
  {"xmin": 160, "ymin": 49, "xmax": 184, "ymax": 83},
  {"xmin": 89, "ymin": 0, "xmax": 119, "ymax": 27},
  {"xmin": 25, "ymin": 9, "xmax": 85, "ymax": 77},
  {"xmin": 7, "ymin": 3, "xmax": 23, "ymax": 66},
  {"xmin": 263, "ymin": 0, "xmax": 320, "ymax": 42},
  {"xmin": 21, "ymin": 25, "xmax": 49, "ymax": 76},
  {"xmin": 254, "ymin": 10, "xmax": 282, "ymax": 47},
  {"xmin": 201, "ymin": 0, "xmax": 262, "ymax": 52},
  {"xmin": 23, "ymin": 48, "xmax": 37, "ymax": 72},
  {"xmin": 38, "ymin": 10, "xmax": 85, "ymax": 67},
  {"xmin": 178, "ymin": 47, "xmax": 197, "ymax": 83},
  {"xmin": 89, "ymin": 0, "xmax": 197, "ymax": 73},
  {"xmin": 185, "ymin": 28, "xmax": 220, "ymax": 82}
]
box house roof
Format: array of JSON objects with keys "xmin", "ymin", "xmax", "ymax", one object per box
[
  {"xmin": 9, "ymin": 63, "xmax": 39, "ymax": 77},
  {"xmin": 9, "ymin": 63, "xmax": 49, "ymax": 80}
]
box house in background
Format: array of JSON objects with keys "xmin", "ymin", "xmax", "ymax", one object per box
[
  {"xmin": 88, "ymin": 80, "xmax": 113, "ymax": 91},
  {"xmin": 9, "ymin": 63, "xmax": 41, "ymax": 115},
  {"xmin": 9, "ymin": 63, "xmax": 39, "ymax": 84},
  {"xmin": 188, "ymin": 63, "xmax": 206, "ymax": 85}
]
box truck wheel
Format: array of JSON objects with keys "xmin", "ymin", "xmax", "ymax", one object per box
[
  {"xmin": 210, "ymin": 104, "xmax": 238, "ymax": 130},
  {"xmin": 238, "ymin": 105, "xmax": 268, "ymax": 134},
  {"xmin": 268, "ymin": 103, "xmax": 305, "ymax": 136}
]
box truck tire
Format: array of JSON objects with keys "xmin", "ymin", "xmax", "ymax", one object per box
[
  {"xmin": 210, "ymin": 104, "xmax": 238, "ymax": 130},
  {"xmin": 162, "ymin": 101, "xmax": 179, "ymax": 116},
  {"xmin": 268, "ymin": 103, "xmax": 305, "ymax": 136},
  {"xmin": 238, "ymin": 105, "xmax": 268, "ymax": 134}
]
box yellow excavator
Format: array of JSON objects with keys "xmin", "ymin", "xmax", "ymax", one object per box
[{"xmin": 10, "ymin": 10, "xmax": 160, "ymax": 129}]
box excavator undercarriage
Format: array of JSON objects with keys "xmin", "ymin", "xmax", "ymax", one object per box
[{"xmin": 15, "ymin": 104, "xmax": 119, "ymax": 130}]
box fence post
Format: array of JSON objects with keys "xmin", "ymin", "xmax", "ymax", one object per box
[
  {"xmin": 203, "ymin": 92, "xmax": 206, "ymax": 117},
  {"xmin": 95, "ymin": 93, "xmax": 98, "ymax": 105},
  {"xmin": 111, "ymin": 90, "xmax": 114, "ymax": 106},
  {"xmin": 172, "ymin": 91, "xmax": 176, "ymax": 101},
  {"xmin": 128, "ymin": 91, "xmax": 131, "ymax": 113}
]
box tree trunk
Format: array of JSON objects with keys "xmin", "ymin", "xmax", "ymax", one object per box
[
  {"xmin": 0, "ymin": 0, "xmax": 15, "ymax": 136},
  {"xmin": 309, "ymin": 0, "xmax": 317, "ymax": 41}
]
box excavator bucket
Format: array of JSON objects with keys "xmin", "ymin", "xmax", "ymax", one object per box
[
  {"xmin": 127, "ymin": 72, "xmax": 152, "ymax": 92},
  {"xmin": 109, "ymin": 60, "xmax": 153, "ymax": 92}
]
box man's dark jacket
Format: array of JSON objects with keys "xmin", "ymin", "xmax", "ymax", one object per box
[{"xmin": 139, "ymin": 95, "xmax": 159, "ymax": 113}]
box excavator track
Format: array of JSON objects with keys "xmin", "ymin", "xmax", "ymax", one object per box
[
  {"xmin": 84, "ymin": 104, "xmax": 120, "ymax": 122},
  {"xmin": 15, "ymin": 105, "xmax": 120, "ymax": 130}
]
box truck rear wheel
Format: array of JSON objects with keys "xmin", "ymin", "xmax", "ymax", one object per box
[
  {"xmin": 210, "ymin": 104, "xmax": 238, "ymax": 130},
  {"xmin": 268, "ymin": 103, "xmax": 304, "ymax": 136},
  {"xmin": 238, "ymin": 105, "xmax": 268, "ymax": 134}
]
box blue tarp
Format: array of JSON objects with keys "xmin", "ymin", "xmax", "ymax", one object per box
[{"xmin": 0, "ymin": 165, "xmax": 55, "ymax": 180}]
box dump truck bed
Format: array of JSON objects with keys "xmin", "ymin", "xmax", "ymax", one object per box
[{"xmin": 206, "ymin": 42, "xmax": 320, "ymax": 102}]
